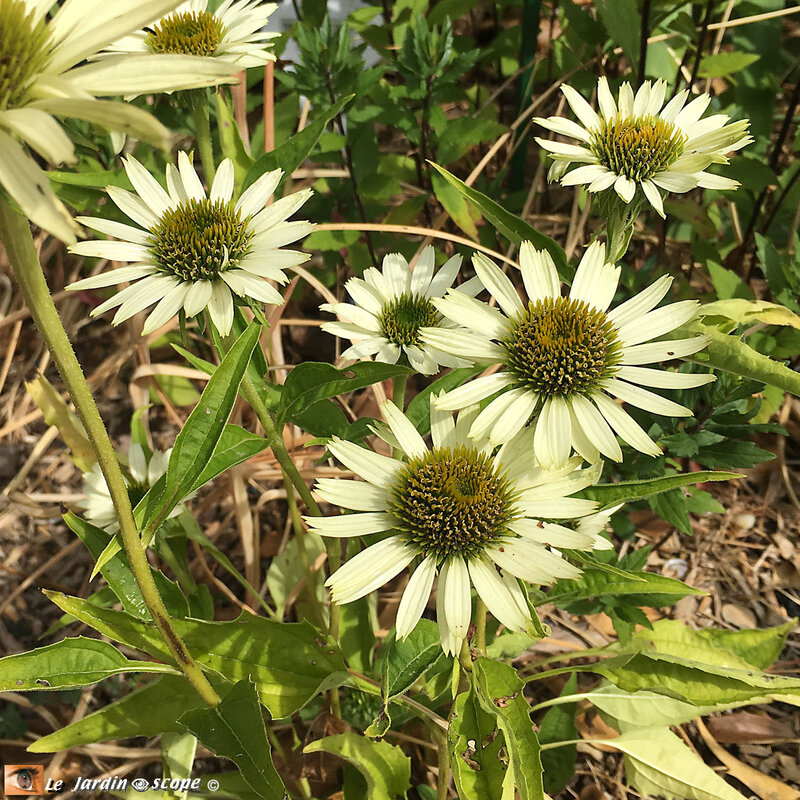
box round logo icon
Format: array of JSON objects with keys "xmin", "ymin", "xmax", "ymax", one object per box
[
  {"xmin": 207, "ymin": 779, "xmax": 220, "ymax": 791},
  {"xmin": 132, "ymin": 778, "xmax": 149, "ymax": 792}
]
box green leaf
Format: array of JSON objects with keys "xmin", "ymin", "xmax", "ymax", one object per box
[
  {"xmin": 698, "ymin": 52, "xmax": 760, "ymax": 79},
  {"xmin": 427, "ymin": 162, "xmax": 568, "ymax": 277},
  {"xmin": 179, "ymin": 679, "xmax": 286, "ymax": 800},
  {"xmin": 161, "ymin": 731, "xmax": 197, "ymax": 800},
  {"xmin": 265, "ymin": 529, "xmax": 326, "ymax": 621},
  {"xmin": 367, "ymin": 620, "xmax": 442, "ymax": 737},
  {"xmin": 539, "ymin": 674, "xmax": 578, "ymax": 795},
  {"xmin": 695, "ymin": 619, "xmax": 796, "ymax": 671},
  {"xmin": 687, "ymin": 321, "xmax": 800, "ymax": 396},
  {"xmin": 448, "ymin": 687, "xmax": 510, "ymax": 800},
  {"xmin": 579, "ymin": 471, "xmax": 742, "ymax": 509},
  {"xmin": 29, "ymin": 675, "xmax": 205, "ymax": 752},
  {"xmin": 304, "ymin": 733, "xmax": 411, "ymax": 800},
  {"xmin": 215, "ymin": 92, "xmax": 254, "ymax": 188},
  {"xmin": 597, "ymin": 728, "xmax": 747, "ymax": 800},
  {"xmin": 339, "ymin": 594, "xmax": 376, "ymax": 674},
  {"xmin": 699, "ymin": 299, "xmax": 800, "ymax": 330},
  {"xmin": 0, "ymin": 637, "xmax": 175, "ymax": 692},
  {"xmin": 405, "ymin": 365, "xmax": 484, "ymax": 435},
  {"xmin": 546, "ymin": 570, "xmax": 703, "ymax": 608},
  {"xmin": 649, "ymin": 489, "xmax": 692, "ymax": 535},
  {"xmin": 242, "ymin": 95, "xmax": 354, "ymax": 193},
  {"xmin": 141, "ymin": 322, "xmax": 261, "ymax": 541},
  {"xmin": 431, "ymin": 169, "xmax": 478, "ymax": 239},
  {"xmin": 473, "ymin": 658, "xmax": 544, "ymax": 800},
  {"xmin": 189, "ymin": 424, "xmax": 270, "ymax": 492},
  {"xmin": 44, "ymin": 591, "xmax": 167, "ymax": 654},
  {"xmin": 278, "ymin": 361, "xmax": 412, "ymax": 425},
  {"xmin": 594, "ymin": 0, "xmax": 641, "ymax": 74},
  {"xmin": 42, "ymin": 598, "xmax": 349, "ymax": 719}
]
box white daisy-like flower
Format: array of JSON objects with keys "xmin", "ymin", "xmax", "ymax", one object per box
[
  {"xmin": 0, "ymin": 0, "xmax": 237, "ymax": 243},
  {"xmin": 305, "ymin": 397, "xmax": 603, "ymax": 655},
  {"xmin": 320, "ymin": 247, "xmax": 481, "ymax": 375},
  {"xmin": 66, "ymin": 153, "xmax": 314, "ymax": 336},
  {"xmin": 421, "ymin": 241, "xmax": 715, "ymax": 468},
  {"xmin": 78, "ymin": 443, "xmax": 185, "ymax": 531},
  {"xmin": 534, "ymin": 77, "xmax": 753, "ymax": 217},
  {"xmin": 100, "ymin": 0, "xmax": 278, "ymax": 69}
]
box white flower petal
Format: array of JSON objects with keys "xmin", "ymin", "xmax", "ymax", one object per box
[
  {"xmin": 570, "ymin": 393, "xmax": 622, "ymax": 461},
  {"xmin": 123, "ymin": 156, "xmax": 172, "ymax": 217},
  {"xmin": 603, "ymin": 378, "xmax": 692, "ymax": 417},
  {"xmin": 519, "ymin": 242, "xmax": 560, "ymax": 302},
  {"xmin": 533, "ymin": 396, "xmax": 572, "ymax": 468},
  {"xmin": 141, "ymin": 280, "xmax": 190, "ymax": 334},
  {"xmin": 616, "ymin": 300, "xmax": 699, "ymax": 347},
  {"xmin": 468, "ymin": 557, "xmax": 528, "ymax": 632},
  {"xmin": 410, "ymin": 246, "xmax": 436, "ymax": 296},
  {"xmin": 380, "ymin": 400, "xmax": 428, "ymax": 460},
  {"xmin": 236, "ymin": 169, "xmax": 282, "ymax": 217},
  {"xmin": 641, "ymin": 179, "xmax": 665, "ymax": 218},
  {"xmin": 327, "ymin": 438, "xmax": 400, "ymax": 487},
  {"xmin": 621, "ymin": 336, "xmax": 709, "ymax": 365},
  {"xmin": 472, "ymin": 252, "xmax": 524, "ymax": 318},
  {"xmin": 396, "ymin": 555, "xmax": 437, "ymax": 639},
  {"xmin": 561, "ymin": 84, "xmax": 601, "ymax": 130},
  {"xmin": 569, "ymin": 241, "xmax": 619, "ymax": 311},
  {"xmin": 314, "ymin": 478, "xmax": 388, "ymax": 511},
  {"xmin": 591, "ymin": 392, "xmax": 661, "ymax": 455},
  {"xmin": 440, "ymin": 557, "xmax": 471, "ymax": 642},
  {"xmin": 615, "ymin": 366, "xmax": 715, "ymax": 389},
  {"xmin": 206, "ymin": 281, "xmax": 234, "ymax": 336},
  {"xmin": 306, "ymin": 511, "xmax": 395, "ymax": 538},
  {"xmin": 608, "ymin": 275, "xmax": 672, "ymax": 328},
  {"xmin": 209, "ymin": 158, "xmax": 235, "ymax": 204}
]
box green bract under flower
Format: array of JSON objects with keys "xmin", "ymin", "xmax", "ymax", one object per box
[
  {"xmin": 151, "ymin": 198, "xmax": 253, "ymax": 281},
  {"xmin": 146, "ymin": 10, "xmax": 224, "ymax": 56},
  {"xmin": 0, "ymin": 0, "xmax": 50, "ymax": 110},
  {"xmin": 389, "ymin": 446, "xmax": 514, "ymax": 559},
  {"xmin": 504, "ymin": 296, "xmax": 622, "ymax": 397},
  {"xmin": 379, "ymin": 291, "xmax": 441, "ymax": 348},
  {"xmin": 590, "ymin": 116, "xmax": 687, "ymax": 183}
]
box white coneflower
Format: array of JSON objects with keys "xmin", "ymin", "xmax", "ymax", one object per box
[
  {"xmin": 66, "ymin": 153, "xmax": 313, "ymax": 336},
  {"xmin": 320, "ymin": 247, "xmax": 481, "ymax": 375},
  {"xmin": 305, "ymin": 397, "xmax": 602, "ymax": 655},
  {"xmin": 0, "ymin": 0, "xmax": 236, "ymax": 242},
  {"xmin": 101, "ymin": 0, "xmax": 278, "ymax": 69},
  {"xmin": 534, "ymin": 77, "xmax": 752, "ymax": 217},
  {"xmin": 79, "ymin": 443, "xmax": 185, "ymax": 531},
  {"xmin": 421, "ymin": 241, "xmax": 714, "ymax": 468}
]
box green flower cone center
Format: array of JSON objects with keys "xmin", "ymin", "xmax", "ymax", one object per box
[
  {"xmin": 151, "ymin": 198, "xmax": 253, "ymax": 281},
  {"xmin": 0, "ymin": 0, "xmax": 51, "ymax": 110},
  {"xmin": 504, "ymin": 296, "xmax": 621, "ymax": 397},
  {"xmin": 146, "ymin": 10, "xmax": 224, "ymax": 57},
  {"xmin": 379, "ymin": 292, "xmax": 440, "ymax": 347},
  {"xmin": 389, "ymin": 446, "xmax": 514, "ymax": 559},
  {"xmin": 591, "ymin": 116, "xmax": 686, "ymax": 182}
]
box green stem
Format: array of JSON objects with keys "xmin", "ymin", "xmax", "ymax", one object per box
[
  {"xmin": 433, "ymin": 724, "xmax": 450, "ymax": 800},
  {"xmin": 474, "ymin": 598, "xmax": 487, "ymax": 656},
  {"xmin": 0, "ymin": 200, "xmax": 220, "ymax": 709},
  {"xmin": 191, "ymin": 93, "xmax": 215, "ymax": 183}
]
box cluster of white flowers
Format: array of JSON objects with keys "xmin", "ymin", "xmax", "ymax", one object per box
[{"xmin": 8, "ymin": 8, "xmax": 748, "ymax": 656}]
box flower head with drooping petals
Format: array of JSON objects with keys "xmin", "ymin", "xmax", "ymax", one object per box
[
  {"xmin": 101, "ymin": 0, "xmax": 278, "ymax": 69},
  {"xmin": 320, "ymin": 246, "xmax": 480, "ymax": 375},
  {"xmin": 534, "ymin": 77, "xmax": 752, "ymax": 217},
  {"xmin": 421, "ymin": 241, "xmax": 714, "ymax": 468},
  {"xmin": 0, "ymin": 0, "xmax": 237, "ymax": 242},
  {"xmin": 305, "ymin": 397, "xmax": 604, "ymax": 655},
  {"xmin": 67, "ymin": 153, "xmax": 314, "ymax": 336}
]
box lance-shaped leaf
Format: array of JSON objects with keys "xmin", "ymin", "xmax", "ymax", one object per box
[
  {"xmin": 428, "ymin": 162, "xmax": 568, "ymax": 277},
  {"xmin": 242, "ymin": 96, "xmax": 354, "ymax": 192},
  {"xmin": 596, "ymin": 728, "xmax": 748, "ymax": 800},
  {"xmin": 30, "ymin": 675, "xmax": 206, "ymax": 752},
  {"xmin": 0, "ymin": 638, "xmax": 175, "ymax": 692},
  {"xmin": 578, "ymin": 471, "xmax": 742, "ymax": 509},
  {"xmin": 304, "ymin": 733, "xmax": 411, "ymax": 800},
  {"xmin": 473, "ymin": 658, "xmax": 544, "ymax": 800},
  {"xmin": 179, "ymin": 679, "xmax": 286, "ymax": 800},
  {"xmin": 141, "ymin": 321, "xmax": 262, "ymax": 539}
]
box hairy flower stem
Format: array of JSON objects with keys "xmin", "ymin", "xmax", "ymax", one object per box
[
  {"xmin": 192, "ymin": 92, "xmax": 216, "ymax": 183},
  {"xmin": 0, "ymin": 200, "xmax": 220, "ymax": 708}
]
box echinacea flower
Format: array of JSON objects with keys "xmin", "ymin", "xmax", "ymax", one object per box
[
  {"xmin": 101, "ymin": 0, "xmax": 278, "ymax": 69},
  {"xmin": 0, "ymin": 0, "xmax": 237, "ymax": 242},
  {"xmin": 305, "ymin": 397, "xmax": 602, "ymax": 655},
  {"xmin": 79, "ymin": 443, "xmax": 188, "ymax": 531},
  {"xmin": 534, "ymin": 77, "xmax": 752, "ymax": 217},
  {"xmin": 66, "ymin": 153, "xmax": 314, "ymax": 336},
  {"xmin": 321, "ymin": 247, "xmax": 480, "ymax": 375},
  {"xmin": 421, "ymin": 241, "xmax": 714, "ymax": 467}
]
